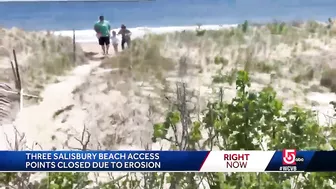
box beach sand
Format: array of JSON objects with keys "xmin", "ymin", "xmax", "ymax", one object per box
[
  {"xmin": 80, "ymin": 42, "xmax": 117, "ymax": 59},
  {"xmin": 4, "ymin": 26, "xmax": 335, "ymax": 149},
  {"xmin": 80, "ymin": 42, "xmax": 100, "ymax": 53},
  {"xmin": 1, "ymin": 23, "xmax": 336, "ymax": 187},
  {"xmin": 1, "ymin": 24, "xmax": 336, "ymax": 149},
  {"xmin": 0, "ymin": 38, "xmax": 159, "ymax": 150}
]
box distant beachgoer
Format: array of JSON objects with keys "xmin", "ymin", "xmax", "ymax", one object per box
[
  {"xmin": 94, "ymin": 15, "xmax": 111, "ymax": 55},
  {"xmin": 111, "ymin": 31, "xmax": 119, "ymax": 54},
  {"xmin": 328, "ymin": 18, "xmax": 335, "ymax": 29},
  {"xmin": 118, "ymin": 24, "xmax": 132, "ymax": 50}
]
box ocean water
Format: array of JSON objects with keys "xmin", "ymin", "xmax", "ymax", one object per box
[{"xmin": 1, "ymin": 0, "xmax": 336, "ymax": 42}]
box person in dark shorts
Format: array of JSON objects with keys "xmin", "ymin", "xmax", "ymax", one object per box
[
  {"xmin": 94, "ymin": 15, "xmax": 111, "ymax": 55},
  {"xmin": 118, "ymin": 24, "xmax": 132, "ymax": 50}
]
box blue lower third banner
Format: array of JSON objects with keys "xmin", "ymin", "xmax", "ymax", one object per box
[{"xmin": 0, "ymin": 150, "xmax": 336, "ymax": 172}]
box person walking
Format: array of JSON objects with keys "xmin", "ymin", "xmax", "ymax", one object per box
[
  {"xmin": 111, "ymin": 31, "xmax": 119, "ymax": 54},
  {"xmin": 118, "ymin": 24, "xmax": 132, "ymax": 50},
  {"xmin": 94, "ymin": 15, "xmax": 111, "ymax": 55}
]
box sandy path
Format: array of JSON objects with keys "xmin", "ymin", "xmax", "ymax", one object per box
[
  {"xmin": 0, "ymin": 42, "xmax": 111, "ymax": 150},
  {"xmin": 0, "ymin": 61, "xmax": 101, "ymax": 150},
  {"xmin": 0, "ymin": 42, "xmax": 155, "ymax": 184},
  {"xmin": 0, "ymin": 40, "xmax": 160, "ymax": 152},
  {"xmin": 81, "ymin": 42, "xmax": 117, "ymax": 59}
]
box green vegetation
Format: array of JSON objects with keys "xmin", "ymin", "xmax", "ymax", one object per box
[
  {"xmin": 240, "ymin": 20, "xmax": 249, "ymax": 33},
  {"xmin": 212, "ymin": 55, "xmax": 235, "ymax": 84},
  {"xmin": 267, "ymin": 21, "xmax": 287, "ymax": 35},
  {"xmin": 1, "ymin": 70, "xmax": 335, "ymax": 188},
  {"xmin": 196, "ymin": 23, "xmax": 206, "ymax": 36},
  {"xmin": 150, "ymin": 70, "xmax": 336, "ymax": 189}
]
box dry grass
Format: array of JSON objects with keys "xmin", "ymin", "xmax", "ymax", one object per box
[
  {"xmin": 0, "ymin": 20, "xmax": 327, "ymax": 100},
  {"xmin": 293, "ymin": 66, "xmax": 315, "ymax": 83},
  {"xmin": 96, "ymin": 20, "xmax": 336, "ymax": 94},
  {"xmin": 320, "ymin": 69, "xmax": 336, "ymax": 92},
  {"xmin": 0, "ymin": 27, "xmax": 87, "ymax": 93},
  {"xmin": 100, "ymin": 36, "xmax": 175, "ymax": 82}
]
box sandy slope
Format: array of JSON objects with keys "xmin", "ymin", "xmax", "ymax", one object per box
[
  {"xmin": 81, "ymin": 42, "xmax": 117, "ymax": 58},
  {"xmin": 0, "ymin": 63, "xmax": 100, "ymax": 150},
  {"xmin": 0, "ymin": 43, "xmax": 101, "ymax": 150},
  {"xmin": 2, "ymin": 25, "xmax": 336, "ymax": 187},
  {"xmin": 0, "ymin": 42, "xmax": 164, "ymax": 152},
  {"xmin": 2, "ymin": 31, "xmax": 336, "ymax": 152},
  {"xmin": 0, "ymin": 41, "xmax": 167, "ymax": 185}
]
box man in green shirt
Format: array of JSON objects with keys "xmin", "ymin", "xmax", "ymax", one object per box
[{"xmin": 94, "ymin": 16, "xmax": 111, "ymax": 55}]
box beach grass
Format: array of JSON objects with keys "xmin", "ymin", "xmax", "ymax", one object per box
[
  {"xmin": 89, "ymin": 20, "xmax": 336, "ymax": 125},
  {"xmin": 2, "ymin": 20, "xmax": 336, "ymax": 188},
  {"xmin": 0, "ymin": 27, "xmax": 87, "ymax": 93},
  {"xmin": 320, "ymin": 68, "xmax": 336, "ymax": 92},
  {"xmin": 100, "ymin": 36, "xmax": 175, "ymax": 82},
  {"xmin": 93, "ymin": 20, "xmax": 336, "ymax": 103}
]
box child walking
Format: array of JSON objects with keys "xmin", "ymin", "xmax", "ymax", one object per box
[{"xmin": 111, "ymin": 31, "xmax": 119, "ymax": 54}]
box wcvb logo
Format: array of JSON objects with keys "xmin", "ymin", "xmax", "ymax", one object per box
[{"xmin": 282, "ymin": 149, "xmax": 297, "ymax": 165}]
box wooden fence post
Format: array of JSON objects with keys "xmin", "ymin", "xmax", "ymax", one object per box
[
  {"xmin": 73, "ymin": 29, "xmax": 76, "ymax": 63},
  {"xmin": 12, "ymin": 50, "xmax": 21, "ymax": 91},
  {"xmin": 11, "ymin": 49, "xmax": 23, "ymax": 110}
]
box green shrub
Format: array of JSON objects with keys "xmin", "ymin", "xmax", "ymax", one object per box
[
  {"xmin": 242, "ymin": 20, "xmax": 249, "ymax": 33},
  {"xmin": 153, "ymin": 70, "xmax": 335, "ymax": 188},
  {"xmin": 267, "ymin": 21, "xmax": 287, "ymax": 34}
]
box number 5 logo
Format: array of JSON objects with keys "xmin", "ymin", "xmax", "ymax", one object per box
[{"xmin": 282, "ymin": 149, "xmax": 296, "ymax": 165}]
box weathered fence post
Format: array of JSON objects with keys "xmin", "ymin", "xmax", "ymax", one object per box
[
  {"xmin": 11, "ymin": 49, "xmax": 23, "ymax": 110},
  {"xmin": 12, "ymin": 50, "xmax": 21, "ymax": 90},
  {"xmin": 73, "ymin": 29, "xmax": 76, "ymax": 63}
]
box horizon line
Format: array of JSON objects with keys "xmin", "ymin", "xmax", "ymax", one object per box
[{"xmin": 0, "ymin": 0, "xmax": 155, "ymax": 2}]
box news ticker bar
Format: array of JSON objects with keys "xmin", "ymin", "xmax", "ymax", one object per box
[{"xmin": 0, "ymin": 150, "xmax": 334, "ymax": 172}]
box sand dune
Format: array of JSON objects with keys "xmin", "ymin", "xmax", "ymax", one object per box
[
  {"xmin": 6, "ymin": 23, "xmax": 336, "ymax": 150},
  {"xmin": 1, "ymin": 22, "xmax": 336, "ymax": 187},
  {"xmin": 6, "ymin": 40, "xmax": 167, "ymax": 151}
]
